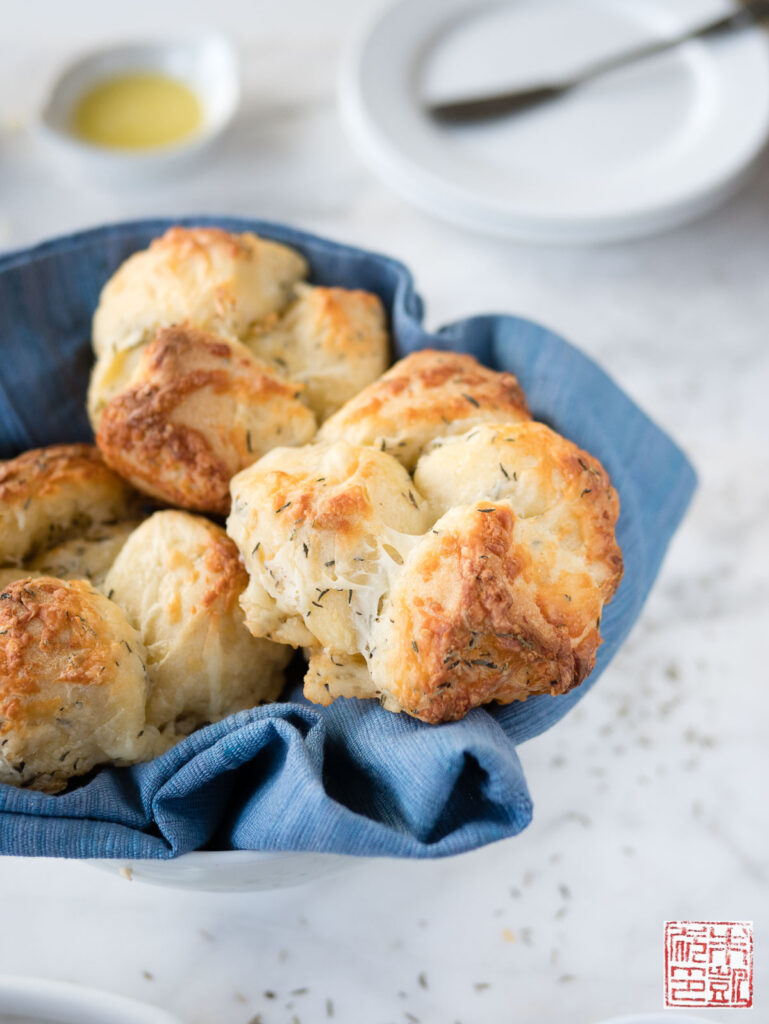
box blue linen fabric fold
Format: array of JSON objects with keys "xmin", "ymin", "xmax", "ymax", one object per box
[{"xmin": 0, "ymin": 218, "xmax": 696, "ymax": 858}]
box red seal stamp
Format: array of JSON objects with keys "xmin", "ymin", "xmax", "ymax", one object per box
[{"xmin": 664, "ymin": 920, "xmax": 753, "ymax": 1008}]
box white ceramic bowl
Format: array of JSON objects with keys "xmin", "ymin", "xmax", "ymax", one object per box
[
  {"xmin": 87, "ymin": 850, "xmax": 362, "ymax": 892},
  {"xmin": 0, "ymin": 975, "xmax": 183, "ymax": 1024},
  {"xmin": 596, "ymin": 1016, "xmax": 713, "ymax": 1024},
  {"xmin": 36, "ymin": 36, "xmax": 240, "ymax": 183}
]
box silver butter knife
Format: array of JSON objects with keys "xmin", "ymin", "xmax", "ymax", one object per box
[{"xmin": 427, "ymin": 0, "xmax": 769, "ymax": 124}]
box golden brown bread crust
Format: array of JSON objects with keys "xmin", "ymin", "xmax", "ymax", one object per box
[
  {"xmin": 89, "ymin": 227, "xmax": 391, "ymax": 508},
  {"xmin": 0, "ymin": 444, "xmax": 139, "ymax": 566},
  {"xmin": 301, "ymin": 504, "xmax": 586, "ymax": 720},
  {"xmin": 0, "ymin": 577, "xmax": 159, "ymax": 792},
  {"xmin": 96, "ymin": 326, "xmax": 317, "ymax": 514},
  {"xmin": 87, "ymin": 343, "xmax": 146, "ymax": 426},
  {"xmin": 317, "ymin": 348, "xmax": 531, "ymax": 468},
  {"xmin": 369, "ymin": 502, "xmax": 612, "ymax": 723},
  {"xmin": 229, "ymin": 418, "xmax": 622, "ymax": 723},
  {"xmin": 373, "ymin": 422, "xmax": 622, "ymax": 721},
  {"xmin": 92, "ymin": 226, "xmax": 309, "ymax": 356},
  {"xmin": 386, "ymin": 424, "xmax": 621, "ymax": 720},
  {"xmin": 103, "ymin": 511, "xmax": 290, "ymax": 735},
  {"xmin": 97, "ymin": 372, "xmax": 233, "ymax": 515},
  {"xmin": 248, "ymin": 283, "xmax": 390, "ymax": 420}
]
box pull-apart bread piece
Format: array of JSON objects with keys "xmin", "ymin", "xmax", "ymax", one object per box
[
  {"xmin": 317, "ymin": 348, "xmax": 531, "ymax": 468},
  {"xmin": 381, "ymin": 422, "xmax": 623, "ymax": 722},
  {"xmin": 92, "ymin": 326, "xmax": 316, "ymax": 515},
  {"xmin": 104, "ymin": 511, "xmax": 289, "ymax": 737},
  {"xmin": 247, "ymin": 282, "xmax": 389, "ymax": 421},
  {"xmin": 89, "ymin": 225, "xmax": 391, "ymax": 509},
  {"xmin": 0, "ymin": 577, "xmax": 162, "ymax": 792},
  {"xmin": 227, "ymin": 442, "xmax": 432, "ymax": 654},
  {"xmin": 0, "ymin": 444, "xmax": 139, "ymax": 567},
  {"xmin": 92, "ymin": 226, "xmax": 309, "ymax": 357},
  {"xmin": 28, "ymin": 520, "xmax": 141, "ymax": 589},
  {"xmin": 87, "ymin": 226, "xmax": 311, "ymax": 429},
  {"xmin": 91, "ymin": 225, "xmax": 389, "ymax": 422},
  {"xmin": 228, "ymin": 421, "xmax": 622, "ymax": 724},
  {"xmin": 0, "ymin": 522, "xmax": 141, "ymax": 592}
]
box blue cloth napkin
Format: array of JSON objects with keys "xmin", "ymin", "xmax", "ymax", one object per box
[{"xmin": 0, "ymin": 218, "xmax": 696, "ymax": 858}]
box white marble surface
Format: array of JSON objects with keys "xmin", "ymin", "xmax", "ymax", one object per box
[{"xmin": 0, "ymin": 2, "xmax": 767, "ymax": 1022}]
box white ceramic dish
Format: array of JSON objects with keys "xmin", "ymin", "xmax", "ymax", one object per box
[
  {"xmin": 87, "ymin": 849, "xmax": 361, "ymax": 892},
  {"xmin": 596, "ymin": 1016, "xmax": 715, "ymax": 1024},
  {"xmin": 36, "ymin": 36, "xmax": 239, "ymax": 183},
  {"xmin": 340, "ymin": 0, "xmax": 769, "ymax": 243},
  {"xmin": 0, "ymin": 975, "xmax": 183, "ymax": 1024}
]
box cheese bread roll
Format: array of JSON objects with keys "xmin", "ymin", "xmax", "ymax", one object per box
[
  {"xmin": 303, "ymin": 421, "xmax": 623, "ymax": 722},
  {"xmin": 227, "ymin": 442, "xmax": 431, "ymax": 655},
  {"xmin": 317, "ymin": 349, "xmax": 530, "ymax": 469},
  {"xmin": 94, "ymin": 326, "xmax": 317, "ymax": 514},
  {"xmin": 248, "ymin": 283, "xmax": 389, "ymax": 421},
  {"xmin": 0, "ymin": 577, "xmax": 159, "ymax": 792},
  {"xmin": 104, "ymin": 511, "xmax": 290, "ymax": 735},
  {"xmin": 298, "ymin": 422, "xmax": 623, "ymax": 723},
  {"xmin": 92, "ymin": 226, "xmax": 308, "ymax": 357},
  {"xmin": 0, "ymin": 444, "xmax": 138, "ymax": 567},
  {"xmin": 29, "ymin": 520, "xmax": 141, "ymax": 589}
]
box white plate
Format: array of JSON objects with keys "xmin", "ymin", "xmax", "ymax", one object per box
[
  {"xmin": 0, "ymin": 975, "xmax": 182, "ymax": 1024},
  {"xmin": 595, "ymin": 1016, "xmax": 716, "ymax": 1024},
  {"xmin": 340, "ymin": 0, "xmax": 769, "ymax": 243},
  {"xmin": 87, "ymin": 849, "xmax": 361, "ymax": 892}
]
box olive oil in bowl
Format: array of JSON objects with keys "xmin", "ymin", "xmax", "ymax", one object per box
[
  {"xmin": 73, "ymin": 72, "xmax": 203, "ymax": 150},
  {"xmin": 38, "ymin": 37, "xmax": 239, "ymax": 180}
]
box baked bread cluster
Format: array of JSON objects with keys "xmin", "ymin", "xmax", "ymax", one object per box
[
  {"xmin": 88, "ymin": 226, "xmax": 389, "ymax": 513},
  {"xmin": 0, "ymin": 443, "xmax": 288, "ymax": 792},
  {"xmin": 228, "ymin": 350, "xmax": 623, "ymax": 724},
  {"xmin": 0, "ymin": 224, "xmax": 623, "ymax": 794},
  {"xmin": 1, "ymin": 224, "xmax": 390, "ymax": 792}
]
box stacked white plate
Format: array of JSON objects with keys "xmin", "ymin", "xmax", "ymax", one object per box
[{"xmin": 340, "ymin": 0, "xmax": 769, "ymax": 242}]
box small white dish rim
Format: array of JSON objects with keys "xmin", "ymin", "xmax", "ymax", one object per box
[
  {"xmin": 593, "ymin": 1015, "xmax": 719, "ymax": 1024},
  {"xmin": 0, "ymin": 974, "xmax": 183, "ymax": 1024},
  {"xmin": 35, "ymin": 35, "xmax": 240, "ymax": 179}
]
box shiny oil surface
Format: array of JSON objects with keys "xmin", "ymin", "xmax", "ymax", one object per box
[{"xmin": 72, "ymin": 72, "xmax": 203, "ymax": 149}]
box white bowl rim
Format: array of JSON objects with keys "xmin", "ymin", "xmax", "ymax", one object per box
[
  {"xmin": 88, "ymin": 849, "xmax": 360, "ymax": 865},
  {"xmin": 592, "ymin": 1015, "xmax": 717, "ymax": 1024},
  {"xmin": 594, "ymin": 1016, "xmax": 715, "ymax": 1024},
  {"xmin": 0, "ymin": 974, "xmax": 183, "ymax": 1024},
  {"xmin": 84, "ymin": 848, "xmax": 364, "ymax": 892},
  {"xmin": 37, "ymin": 34, "xmax": 240, "ymax": 163}
]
